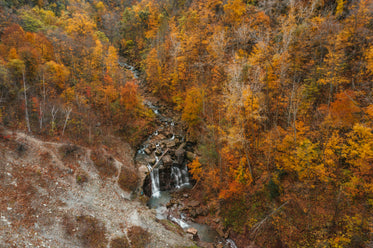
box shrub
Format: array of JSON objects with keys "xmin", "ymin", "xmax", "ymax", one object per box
[
  {"xmin": 91, "ymin": 149, "xmax": 117, "ymax": 177},
  {"xmin": 110, "ymin": 236, "xmax": 130, "ymax": 248},
  {"xmin": 127, "ymin": 226, "xmax": 150, "ymax": 248},
  {"xmin": 118, "ymin": 166, "xmax": 138, "ymax": 192}
]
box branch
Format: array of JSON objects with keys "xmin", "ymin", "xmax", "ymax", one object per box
[
  {"xmin": 250, "ymin": 201, "xmax": 289, "ymax": 238},
  {"xmin": 149, "ymin": 148, "xmax": 169, "ymax": 172}
]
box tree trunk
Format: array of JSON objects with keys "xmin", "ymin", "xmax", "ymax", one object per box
[{"xmin": 22, "ymin": 71, "xmax": 31, "ymax": 133}]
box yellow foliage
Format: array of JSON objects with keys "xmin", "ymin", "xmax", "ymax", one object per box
[{"xmin": 189, "ymin": 158, "xmax": 202, "ymax": 181}]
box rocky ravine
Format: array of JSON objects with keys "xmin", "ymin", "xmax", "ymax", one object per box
[{"xmin": 0, "ymin": 128, "xmax": 195, "ymax": 248}]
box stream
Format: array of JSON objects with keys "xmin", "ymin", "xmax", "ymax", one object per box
[{"xmin": 123, "ymin": 61, "xmax": 238, "ymax": 248}]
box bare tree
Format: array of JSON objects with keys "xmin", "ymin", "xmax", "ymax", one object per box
[
  {"xmin": 22, "ymin": 70, "xmax": 31, "ymax": 133},
  {"xmin": 62, "ymin": 106, "xmax": 72, "ymax": 136}
]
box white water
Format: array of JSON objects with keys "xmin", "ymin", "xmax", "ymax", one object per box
[
  {"xmin": 171, "ymin": 164, "xmax": 190, "ymax": 189},
  {"xmin": 226, "ymin": 239, "xmax": 238, "ymax": 248},
  {"xmin": 147, "ymin": 164, "xmax": 161, "ymax": 198}
]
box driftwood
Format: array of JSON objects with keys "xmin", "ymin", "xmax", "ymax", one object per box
[{"xmin": 149, "ymin": 148, "xmax": 169, "ymax": 172}]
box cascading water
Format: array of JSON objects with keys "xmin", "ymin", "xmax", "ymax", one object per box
[
  {"xmin": 171, "ymin": 164, "xmax": 190, "ymax": 189},
  {"xmin": 148, "ymin": 165, "xmax": 161, "ymax": 198}
]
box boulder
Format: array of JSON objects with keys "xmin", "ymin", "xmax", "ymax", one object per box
[
  {"xmin": 186, "ymin": 151, "xmax": 196, "ymax": 161},
  {"xmin": 162, "ymin": 155, "xmax": 173, "ymax": 167},
  {"xmin": 147, "ymin": 155, "xmax": 156, "ymax": 165},
  {"xmin": 155, "ymin": 148, "xmax": 163, "ymax": 156},
  {"xmin": 186, "ymin": 227, "xmax": 198, "ymax": 236},
  {"xmin": 175, "ymin": 149, "xmax": 185, "ymax": 165},
  {"xmin": 144, "ymin": 148, "xmax": 152, "ymax": 155},
  {"xmin": 153, "ymin": 134, "xmax": 167, "ymax": 141},
  {"xmin": 188, "ymin": 200, "xmax": 200, "ymax": 208},
  {"xmin": 164, "ymin": 140, "xmax": 177, "ymax": 148}
]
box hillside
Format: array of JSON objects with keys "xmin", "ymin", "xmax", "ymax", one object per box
[{"xmin": 0, "ymin": 128, "xmax": 194, "ymax": 247}]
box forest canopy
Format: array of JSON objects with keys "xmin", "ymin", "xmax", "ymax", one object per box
[{"xmin": 0, "ymin": 0, "xmax": 372, "ymax": 247}]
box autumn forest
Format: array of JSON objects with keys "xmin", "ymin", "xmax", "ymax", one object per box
[{"xmin": 0, "ymin": 0, "xmax": 372, "ymax": 247}]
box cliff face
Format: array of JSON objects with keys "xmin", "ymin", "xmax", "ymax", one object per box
[{"xmin": 0, "ymin": 128, "xmax": 194, "ymax": 248}]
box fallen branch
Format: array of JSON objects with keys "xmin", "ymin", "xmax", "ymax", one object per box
[
  {"xmin": 149, "ymin": 148, "xmax": 169, "ymax": 172},
  {"xmin": 250, "ymin": 201, "xmax": 289, "ymax": 238}
]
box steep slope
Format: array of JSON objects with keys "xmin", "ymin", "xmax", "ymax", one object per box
[{"xmin": 0, "ymin": 128, "xmax": 194, "ymax": 248}]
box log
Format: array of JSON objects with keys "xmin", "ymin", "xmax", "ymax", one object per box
[{"xmin": 149, "ymin": 148, "xmax": 169, "ymax": 172}]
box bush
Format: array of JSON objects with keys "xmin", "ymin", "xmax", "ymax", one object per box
[
  {"xmin": 110, "ymin": 236, "xmax": 130, "ymax": 248},
  {"xmin": 62, "ymin": 214, "xmax": 107, "ymax": 248},
  {"xmin": 118, "ymin": 166, "xmax": 138, "ymax": 192},
  {"xmin": 91, "ymin": 149, "xmax": 117, "ymax": 178},
  {"xmin": 127, "ymin": 226, "xmax": 150, "ymax": 248}
]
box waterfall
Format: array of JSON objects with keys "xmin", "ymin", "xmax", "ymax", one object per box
[
  {"xmin": 147, "ymin": 164, "xmax": 161, "ymax": 198},
  {"xmin": 171, "ymin": 164, "xmax": 190, "ymax": 189}
]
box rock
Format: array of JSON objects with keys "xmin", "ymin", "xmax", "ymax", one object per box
[
  {"xmin": 188, "ymin": 200, "xmax": 200, "ymax": 208},
  {"xmin": 186, "ymin": 233, "xmax": 194, "ymax": 240},
  {"xmin": 215, "ymin": 244, "xmax": 224, "ymax": 248},
  {"xmin": 147, "ymin": 156, "xmax": 156, "ymax": 165},
  {"xmin": 183, "ymin": 193, "xmax": 189, "ymax": 198},
  {"xmin": 164, "ymin": 140, "xmax": 177, "ymax": 148},
  {"xmin": 144, "ymin": 148, "xmax": 152, "ymax": 155},
  {"xmin": 175, "ymin": 146, "xmax": 185, "ymax": 165},
  {"xmin": 149, "ymin": 143, "xmax": 156, "ymax": 151},
  {"xmin": 153, "ymin": 134, "xmax": 167, "ymax": 141},
  {"xmin": 155, "ymin": 148, "xmax": 163, "ymax": 156},
  {"xmin": 186, "ymin": 151, "xmax": 196, "ymax": 161},
  {"xmin": 162, "ymin": 155, "xmax": 173, "ymax": 167},
  {"xmin": 186, "ymin": 227, "xmax": 198, "ymax": 236},
  {"xmin": 164, "ymin": 131, "xmax": 173, "ymax": 139}
]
